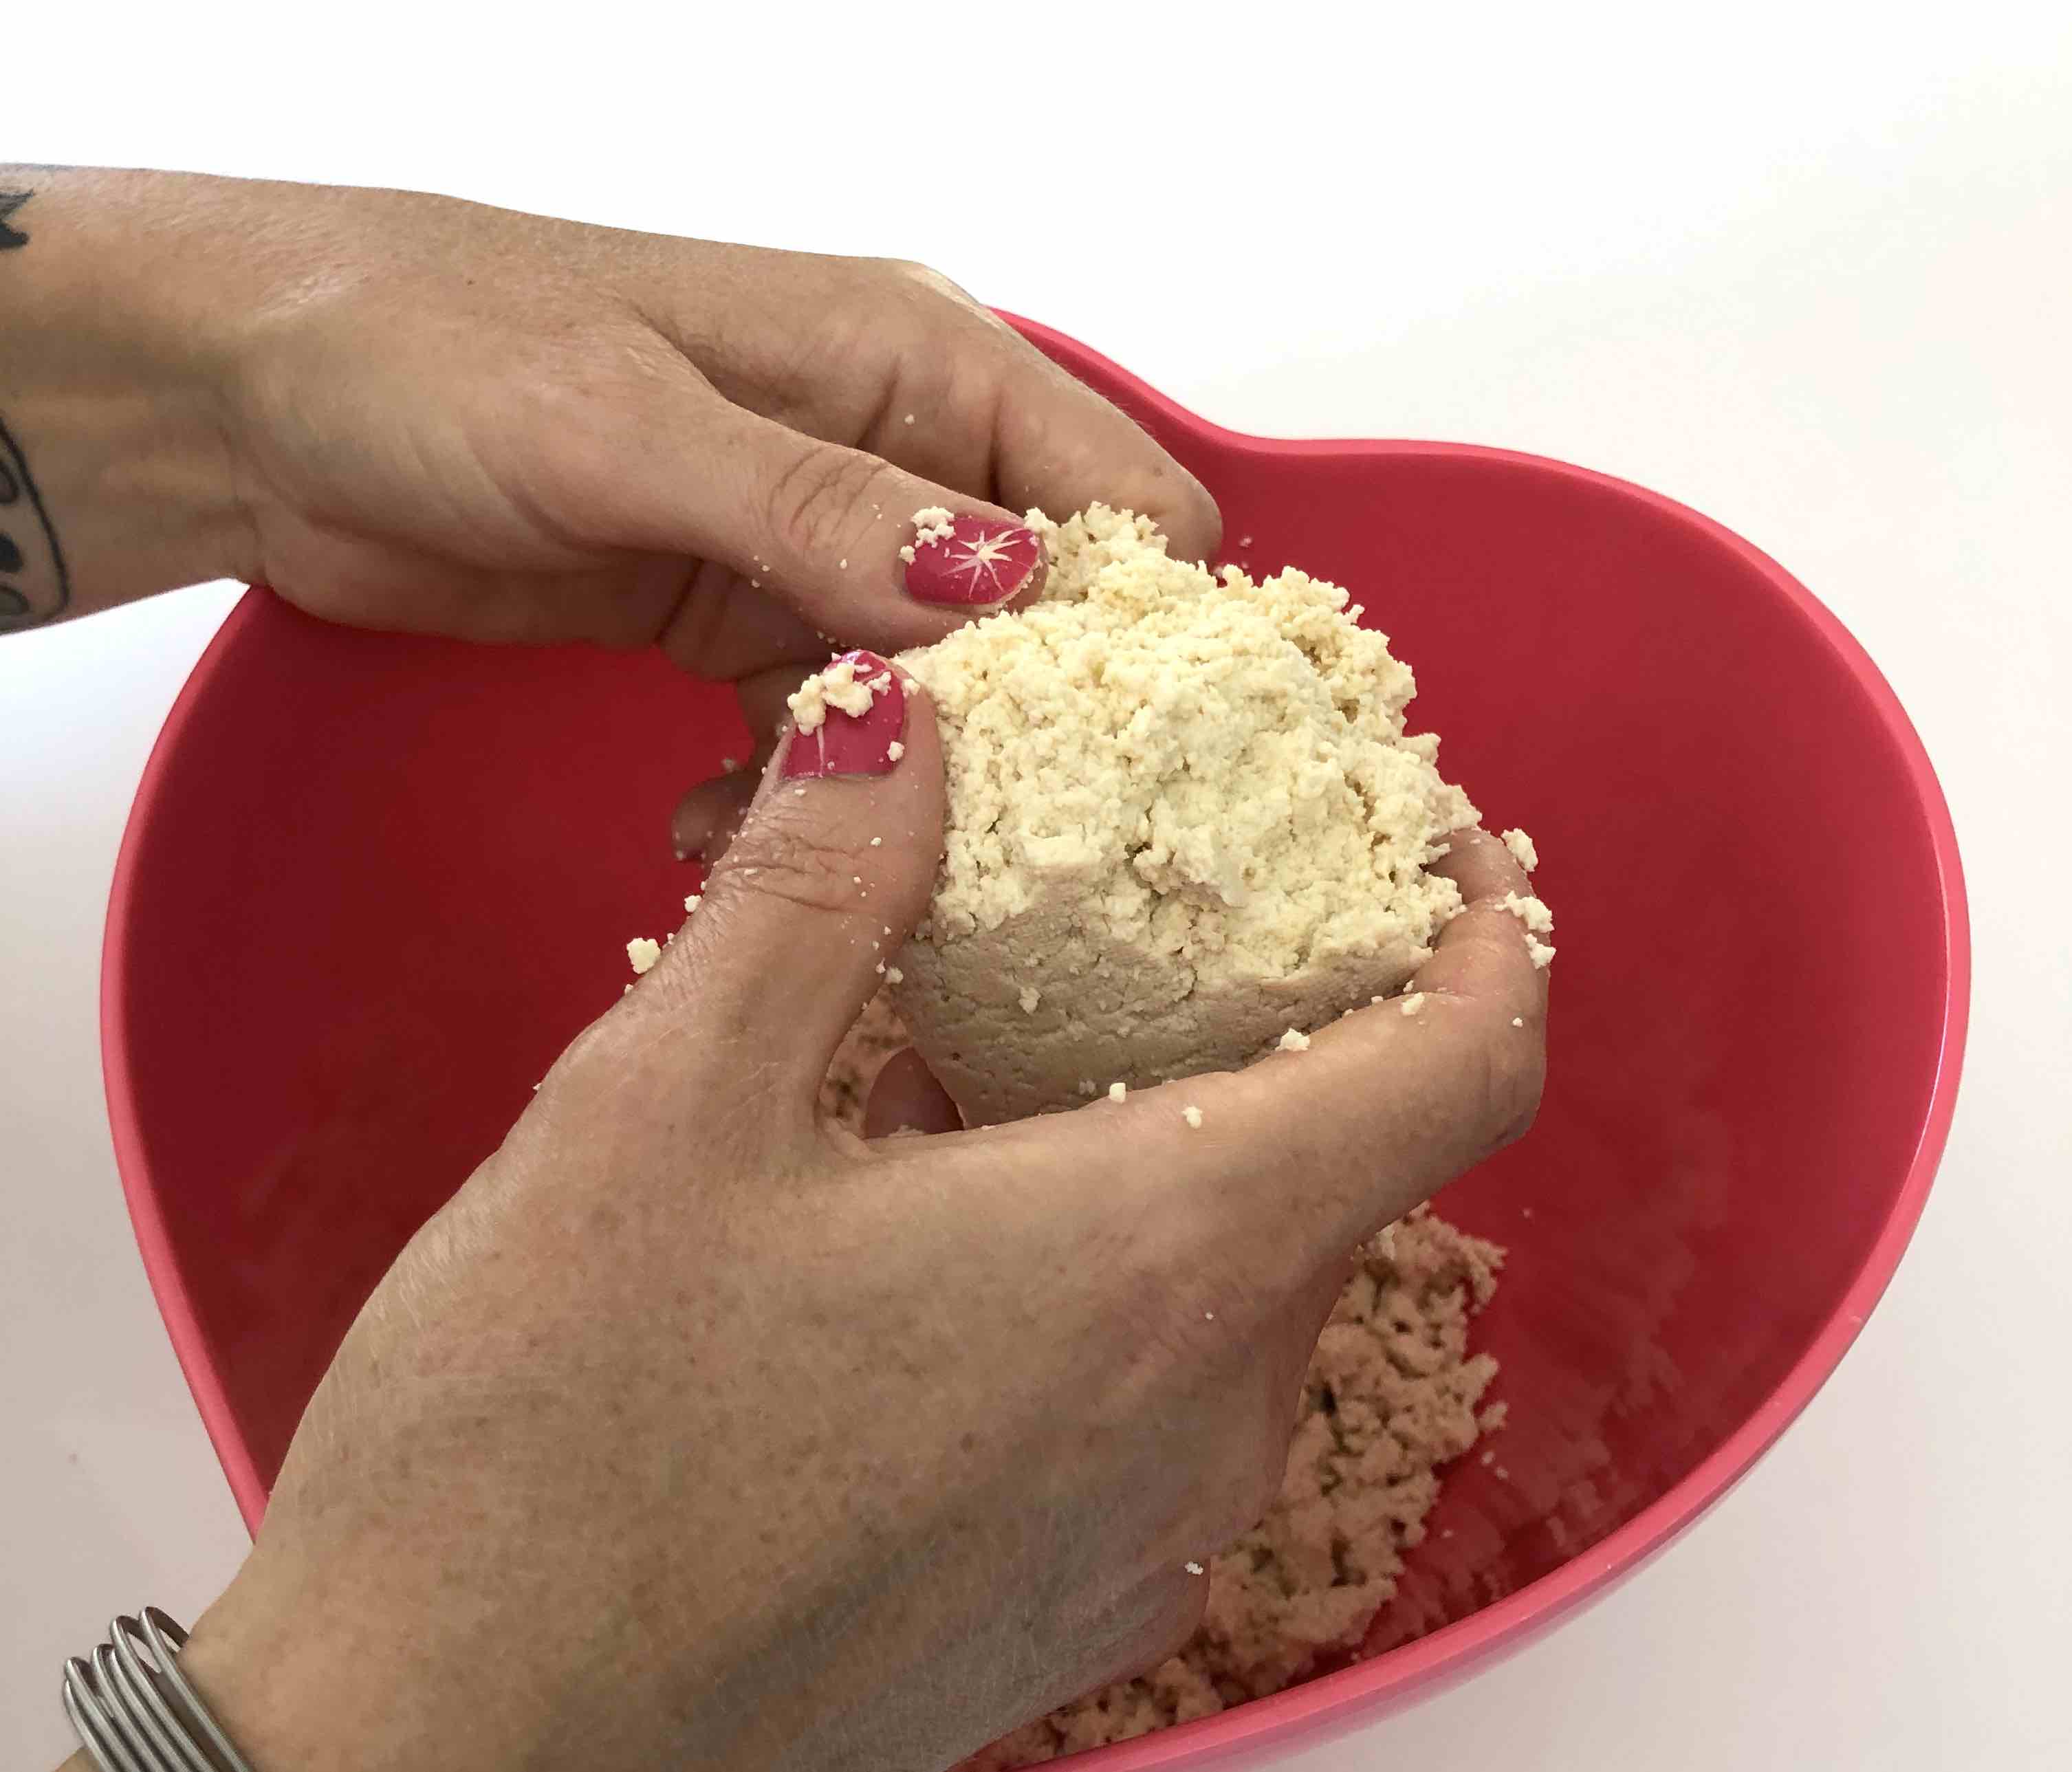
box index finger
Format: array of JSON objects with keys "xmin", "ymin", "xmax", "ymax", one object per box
[{"xmin": 985, "ymin": 336, "xmax": 1224, "ymax": 567}]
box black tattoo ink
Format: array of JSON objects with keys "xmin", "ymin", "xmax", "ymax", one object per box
[
  {"xmin": 0, "ymin": 418, "xmax": 69, "ymax": 626},
  {"xmin": 0, "ymin": 190, "xmax": 30, "ymax": 250},
  {"xmin": 0, "ymin": 182, "xmax": 74, "ymax": 626}
]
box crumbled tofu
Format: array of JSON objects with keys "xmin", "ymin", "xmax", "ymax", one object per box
[
  {"xmin": 902, "ymin": 413, "xmax": 915, "ymax": 424},
  {"xmin": 1501, "ymin": 827, "xmax": 1539, "ymax": 872},
  {"xmin": 870, "ymin": 836, "xmax": 883, "ymax": 847},
  {"xmin": 1018, "ymin": 985, "xmax": 1041, "ymax": 1014},
  {"xmin": 1184, "ymin": 1561, "xmax": 1206, "ymax": 1576},
  {"xmin": 911, "ymin": 505, "xmax": 957, "ymax": 547},
  {"xmin": 684, "ymin": 893, "xmax": 701, "ymax": 913},
  {"xmin": 883, "ymin": 966, "xmax": 903, "ymax": 985},
  {"xmin": 1278, "ymin": 1028, "xmax": 1312, "ymax": 1053},
  {"xmin": 1399, "ymin": 992, "xmax": 1427, "ymax": 1017},
  {"xmin": 1512, "ymin": 1016, "xmax": 1524, "ymax": 1027},
  {"xmin": 1527, "ymin": 937, "xmax": 1556, "ymax": 969},
  {"xmin": 787, "ymin": 655, "xmax": 890, "ymax": 734},
  {"xmin": 884, "ymin": 505, "xmax": 1476, "ymax": 1126},
  {"xmin": 1182, "ymin": 1104, "xmax": 1204, "ymax": 1128},
  {"xmin": 1498, "ymin": 890, "xmax": 1555, "ymax": 934},
  {"xmin": 1078, "ymin": 1080, "xmax": 1098, "ymax": 1097},
  {"xmin": 886, "ymin": 741, "xmax": 905, "ymax": 762},
  {"xmin": 1239, "ymin": 534, "xmax": 1253, "ymax": 546},
  {"xmin": 1108, "ymin": 1081, "xmax": 1127, "ymax": 1102},
  {"xmin": 626, "ymin": 937, "xmax": 662, "ymax": 976},
  {"xmin": 721, "ymin": 756, "xmax": 739, "ymax": 773},
  {"xmin": 839, "ymin": 558, "xmax": 848, "ymax": 569},
  {"xmin": 898, "ymin": 544, "xmax": 917, "ymax": 565}
]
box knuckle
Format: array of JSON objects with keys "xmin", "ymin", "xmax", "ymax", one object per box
[
  {"xmin": 712, "ymin": 813, "xmax": 873, "ymax": 918},
  {"xmin": 1483, "ymin": 1026, "xmax": 1546, "ymax": 1152},
  {"xmin": 763, "ymin": 438, "xmax": 897, "ymax": 561}
]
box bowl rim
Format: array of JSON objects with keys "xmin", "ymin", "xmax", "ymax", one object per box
[{"xmin": 100, "ymin": 316, "xmax": 1971, "ymax": 1769}]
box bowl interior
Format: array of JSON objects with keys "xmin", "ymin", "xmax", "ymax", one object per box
[{"xmin": 105, "ymin": 332, "xmax": 1961, "ymax": 1755}]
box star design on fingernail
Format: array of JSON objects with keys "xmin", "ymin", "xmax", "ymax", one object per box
[{"xmin": 942, "ymin": 523, "xmax": 1036, "ymax": 597}]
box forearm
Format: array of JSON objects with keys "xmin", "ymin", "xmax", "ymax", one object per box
[{"xmin": 1, "ymin": 166, "xmax": 251, "ymax": 631}]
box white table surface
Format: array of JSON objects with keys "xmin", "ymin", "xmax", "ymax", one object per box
[{"xmin": 7, "ymin": 7, "xmax": 2070, "ymax": 1766}]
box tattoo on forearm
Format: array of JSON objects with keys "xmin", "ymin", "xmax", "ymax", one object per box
[
  {"xmin": 0, "ymin": 418, "xmax": 72, "ymax": 627},
  {"xmin": 1, "ymin": 186, "xmax": 72, "ymax": 628}
]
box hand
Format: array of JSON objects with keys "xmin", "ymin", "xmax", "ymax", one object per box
[
  {"xmin": 0, "ymin": 168, "xmax": 1218, "ymax": 668},
  {"xmin": 168, "ymin": 670, "xmax": 1545, "ymax": 1772}
]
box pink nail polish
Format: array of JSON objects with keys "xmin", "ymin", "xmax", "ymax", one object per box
[
  {"xmin": 781, "ymin": 652, "xmax": 906, "ymax": 779},
  {"xmin": 903, "ymin": 514, "xmax": 1045, "ymax": 607}
]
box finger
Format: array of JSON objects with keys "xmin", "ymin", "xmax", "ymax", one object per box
[
  {"xmin": 972, "ymin": 827, "xmax": 1547, "ymax": 1275},
  {"xmin": 658, "ymin": 556, "xmax": 833, "ymax": 683},
  {"xmin": 632, "ymin": 393, "xmax": 1049, "ymax": 657},
  {"xmin": 985, "ymin": 344, "xmax": 1223, "ymax": 567},
  {"xmin": 668, "ymin": 665, "xmax": 807, "ymax": 863},
  {"xmin": 632, "ymin": 654, "xmax": 947, "ymax": 1120},
  {"xmin": 863, "ymin": 1047, "xmax": 961, "ymax": 1139}
]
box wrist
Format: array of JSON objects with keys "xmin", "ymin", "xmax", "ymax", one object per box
[{"xmin": 1, "ymin": 167, "xmax": 257, "ymax": 624}]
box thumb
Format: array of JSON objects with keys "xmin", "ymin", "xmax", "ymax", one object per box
[{"xmin": 633, "ymin": 653, "xmax": 945, "ymax": 1125}]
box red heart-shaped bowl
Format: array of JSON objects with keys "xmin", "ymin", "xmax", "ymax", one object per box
[{"xmin": 102, "ymin": 316, "xmax": 1967, "ymax": 1768}]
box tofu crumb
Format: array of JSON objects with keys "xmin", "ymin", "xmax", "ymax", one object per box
[
  {"xmin": 886, "ymin": 740, "xmax": 905, "ymax": 762},
  {"xmin": 875, "ymin": 960, "xmax": 886, "ymax": 975},
  {"xmin": 787, "ymin": 655, "xmax": 891, "ymax": 735},
  {"xmin": 1501, "ymin": 827, "xmax": 1539, "ymax": 872},
  {"xmin": 898, "ymin": 544, "xmax": 917, "ymax": 565},
  {"xmin": 884, "ymin": 966, "xmax": 903, "ymax": 985},
  {"xmin": 1278, "ymin": 1027, "xmax": 1311, "ymax": 1053},
  {"xmin": 839, "ymin": 558, "xmax": 847, "ymax": 569},
  {"xmin": 1078, "ymin": 1080, "xmax": 1098, "ymax": 1097},
  {"xmin": 684, "ymin": 893, "xmax": 701, "ymax": 912},
  {"xmin": 1108, "ymin": 1081, "xmax": 1127, "ymax": 1102},
  {"xmin": 910, "ymin": 506, "xmax": 957, "ymax": 549},
  {"xmin": 626, "ymin": 937, "xmax": 662, "ymax": 976},
  {"xmin": 1498, "ymin": 890, "xmax": 1555, "ymax": 934},
  {"xmin": 794, "ymin": 786, "xmax": 807, "ymax": 796},
  {"xmin": 721, "ymin": 756, "xmax": 739, "ymax": 773},
  {"xmin": 903, "ymin": 413, "xmax": 915, "ymax": 424},
  {"xmin": 870, "ymin": 836, "xmax": 883, "ymax": 847},
  {"xmin": 1018, "ymin": 985, "xmax": 1041, "ymax": 1014},
  {"xmin": 1527, "ymin": 937, "xmax": 1556, "ymax": 969},
  {"xmin": 1239, "ymin": 534, "xmax": 1253, "ymax": 546},
  {"xmin": 1399, "ymin": 992, "xmax": 1426, "ymax": 1017},
  {"xmin": 1184, "ymin": 1561, "xmax": 1206, "ymax": 1576},
  {"xmin": 1512, "ymin": 1016, "xmax": 1525, "ymax": 1027},
  {"xmin": 1182, "ymin": 1104, "xmax": 1203, "ymax": 1128}
]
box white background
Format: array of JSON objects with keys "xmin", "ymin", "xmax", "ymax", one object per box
[{"xmin": 6, "ymin": 5, "xmax": 2069, "ymax": 1766}]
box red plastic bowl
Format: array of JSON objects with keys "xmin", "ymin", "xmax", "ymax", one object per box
[{"xmin": 102, "ymin": 317, "xmax": 1967, "ymax": 1768}]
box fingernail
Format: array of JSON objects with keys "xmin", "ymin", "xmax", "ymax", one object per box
[
  {"xmin": 902, "ymin": 514, "xmax": 1045, "ymax": 607},
  {"xmin": 781, "ymin": 651, "xmax": 906, "ymax": 779}
]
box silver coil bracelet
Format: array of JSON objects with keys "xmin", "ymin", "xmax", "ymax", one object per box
[{"xmin": 60, "ymin": 1609, "xmax": 254, "ymax": 1772}]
